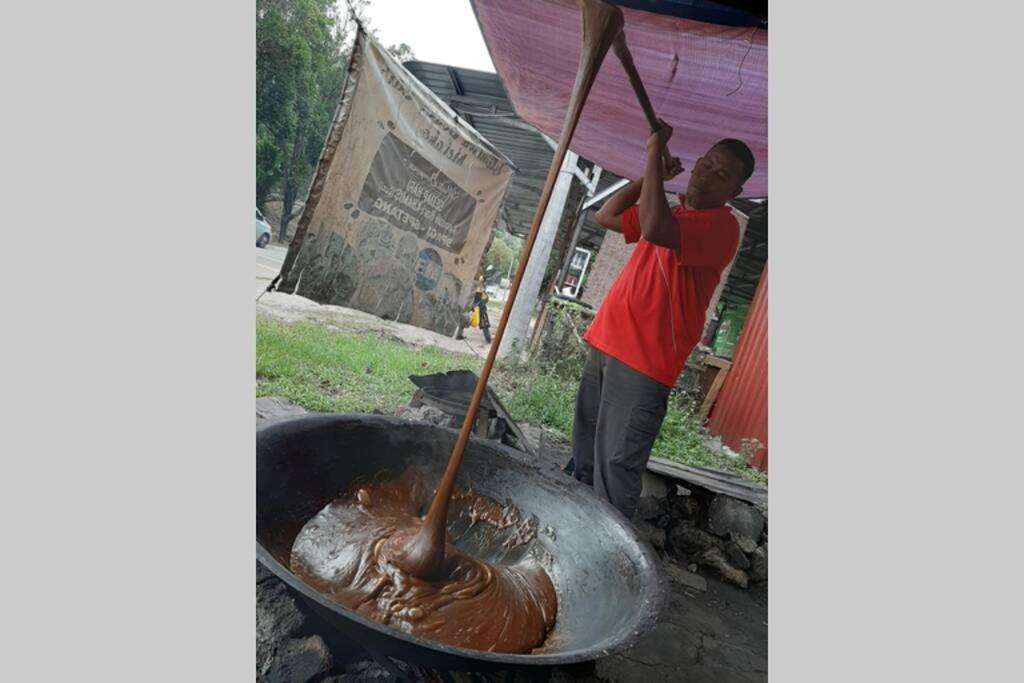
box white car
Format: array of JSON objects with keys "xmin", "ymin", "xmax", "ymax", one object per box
[{"xmin": 256, "ymin": 208, "xmax": 272, "ymax": 248}]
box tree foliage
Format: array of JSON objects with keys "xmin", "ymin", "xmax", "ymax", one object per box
[
  {"xmin": 256, "ymin": 0, "xmax": 414, "ymax": 241},
  {"xmin": 482, "ymin": 229, "xmax": 523, "ymax": 281}
]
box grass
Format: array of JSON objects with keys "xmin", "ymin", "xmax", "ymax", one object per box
[
  {"xmin": 256, "ymin": 319, "xmax": 476, "ymax": 413},
  {"xmin": 655, "ymin": 398, "xmax": 768, "ymax": 484},
  {"xmin": 256, "ymin": 318, "xmax": 767, "ymax": 485}
]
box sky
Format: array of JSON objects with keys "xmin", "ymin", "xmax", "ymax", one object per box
[{"xmin": 356, "ymin": 0, "xmax": 496, "ymax": 72}]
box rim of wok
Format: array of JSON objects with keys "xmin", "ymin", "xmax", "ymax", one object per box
[{"xmin": 256, "ymin": 413, "xmax": 665, "ymax": 667}]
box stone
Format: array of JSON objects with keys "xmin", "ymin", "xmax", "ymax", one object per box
[
  {"xmin": 725, "ymin": 542, "xmax": 751, "ymax": 570},
  {"xmin": 635, "ymin": 495, "xmax": 669, "ymax": 521},
  {"xmin": 256, "ymin": 396, "xmax": 309, "ymax": 425},
  {"xmin": 635, "ymin": 520, "xmax": 667, "ymax": 552},
  {"xmin": 259, "ymin": 636, "xmax": 333, "ymax": 683},
  {"xmin": 668, "ymin": 494, "xmax": 701, "ymax": 521},
  {"xmin": 667, "ymin": 523, "xmax": 724, "ymax": 560},
  {"xmin": 702, "ymin": 435, "xmax": 725, "ymax": 453},
  {"xmin": 256, "ymin": 581, "xmax": 334, "ymax": 683},
  {"xmin": 688, "ymin": 563, "xmax": 698, "ymax": 573},
  {"xmin": 707, "ymin": 495, "xmax": 765, "ymax": 541},
  {"xmin": 394, "ymin": 404, "xmax": 453, "ymax": 428},
  {"xmin": 699, "ymin": 547, "xmax": 749, "ymax": 588},
  {"xmin": 749, "ymin": 545, "xmax": 768, "ymax": 584},
  {"xmin": 640, "ymin": 470, "xmax": 671, "ymax": 498},
  {"xmin": 323, "ymin": 658, "xmax": 415, "ymax": 682},
  {"xmin": 664, "ymin": 561, "xmax": 708, "ymax": 592},
  {"xmin": 257, "ymin": 581, "xmax": 306, "ymax": 672},
  {"xmin": 729, "ymin": 531, "xmax": 759, "ymax": 555}
]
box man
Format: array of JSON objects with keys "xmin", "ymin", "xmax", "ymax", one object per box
[
  {"xmin": 571, "ymin": 120, "xmax": 755, "ymax": 519},
  {"xmin": 455, "ymin": 276, "xmax": 492, "ymax": 343},
  {"xmin": 472, "ymin": 276, "xmax": 492, "ymax": 343}
]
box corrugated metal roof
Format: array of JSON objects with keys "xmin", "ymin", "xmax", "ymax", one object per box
[
  {"xmin": 404, "ymin": 61, "xmax": 624, "ymax": 252},
  {"xmin": 708, "ymin": 264, "xmax": 768, "ymax": 472}
]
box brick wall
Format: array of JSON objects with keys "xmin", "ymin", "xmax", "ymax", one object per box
[{"xmin": 581, "ymin": 233, "xmax": 634, "ymax": 309}]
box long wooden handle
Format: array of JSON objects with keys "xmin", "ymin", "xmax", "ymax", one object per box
[
  {"xmin": 391, "ymin": 0, "xmax": 625, "ymax": 579},
  {"xmin": 612, "ymin": 31, "xmax": 674, "ymax": 166}
]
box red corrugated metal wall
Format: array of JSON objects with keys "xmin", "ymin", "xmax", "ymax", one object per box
[{"xmin": 708, "ymin": 264, "xmax": 768, "ymax": 472}]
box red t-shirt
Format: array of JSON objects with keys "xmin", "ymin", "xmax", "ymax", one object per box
[{"xmin": 583, "ymin": 201, "xmax": 740, "ymax": 387}]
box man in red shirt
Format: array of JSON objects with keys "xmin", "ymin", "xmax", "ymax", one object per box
[{"xmin": 571, "ymin": 120, "xmax": 755, "ymax": 519}]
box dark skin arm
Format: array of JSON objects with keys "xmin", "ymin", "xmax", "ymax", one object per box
[{"xmin": 594, "ymin": 119, "xmax": 683, "ymax": 248}]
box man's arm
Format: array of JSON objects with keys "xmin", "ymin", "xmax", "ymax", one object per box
[
  {"xmin": 593, "ymin": 179, "xmax": 642, "ymax": 233},
  {"xmin": 594, "ymin": 121, "xmax": 682, "ymax": 245},
  {"xmin": 637, "ymin": 120, "xmax": 681, "ymax": 249}
]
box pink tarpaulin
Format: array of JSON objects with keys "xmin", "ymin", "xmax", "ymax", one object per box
[{"xmin": 471, "ymin": 0, "xmax": 767, "ymax": 196}]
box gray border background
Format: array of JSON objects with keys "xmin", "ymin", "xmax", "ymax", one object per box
[
  {"xmin": 2, "ymin": 0, "xmax": 255, "ymax": 679},
  {"xmin": 2, "ymin": 1, "xmax": 1022, "ymax": 681}
]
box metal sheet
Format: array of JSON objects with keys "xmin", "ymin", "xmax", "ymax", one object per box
[{"xmin": 707, "ymin": 264, "xmax": 768, "ymax": 471}]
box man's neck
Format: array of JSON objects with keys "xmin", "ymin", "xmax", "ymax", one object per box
[{"xmin": 683, "ymin": 196, "xmax": 726, "ymax": 211}]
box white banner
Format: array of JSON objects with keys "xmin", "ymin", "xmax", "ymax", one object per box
[{"xmin": 279, "ymin": 31, "xmax": 514, "ymax": 335}]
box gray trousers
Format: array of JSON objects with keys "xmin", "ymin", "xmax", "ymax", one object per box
[{"xmin": 571, "ymin": 346, "xmax": 671, "ymax": 519}]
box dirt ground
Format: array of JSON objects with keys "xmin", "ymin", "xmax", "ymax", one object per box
[
  {"xmin": 525, "ymin": 425, "xmax": 768, "ymax": 683},
  {"xmin": 257, "ymin": 290, "xmax": 496, "ymax": 360}
]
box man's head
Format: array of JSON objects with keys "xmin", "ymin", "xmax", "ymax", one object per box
[{"xmin": 684, "ymin": 139, "xmax": 755, "ymax": 209}]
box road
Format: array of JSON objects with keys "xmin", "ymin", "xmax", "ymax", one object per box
[{"xmin": 255, "ymin": 244, "xmax": 288, "ymax": 297}]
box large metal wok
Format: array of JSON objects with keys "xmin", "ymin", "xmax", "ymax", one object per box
[{"xmin": 256, "ymin": 414, "xmax": 663, "ymax": 671}]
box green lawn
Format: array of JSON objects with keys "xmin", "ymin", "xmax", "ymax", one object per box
[
  {"xmin": 256, "ymin": 319, "xmax": 476, "ymax": 413},
  {"xmin": 256, "ymin": 318, "xmax": 767, "ymax": 485}
]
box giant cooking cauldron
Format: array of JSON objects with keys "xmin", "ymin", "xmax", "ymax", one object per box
[{"xmin": 257, "ymin": 414, "xmax": 663, "ymax": 670}]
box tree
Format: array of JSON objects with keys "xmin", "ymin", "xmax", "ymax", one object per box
[
  {"xmin": 483, "ymin": 237, "xmax": 513, "ymax": 276},
  {"xmin": 387, "ymin": 42, "xmax": 415, "ymax": 64},
  {"xmin": 256, "ymin": 0, "xmax": 415, "ymax": 242},
  {"xmin": 482, "ymin": 230, "xmax": 523, "ymax": 282},
  {"xmin": 257, "ymin": 0, "xmax": 352, "ymax": 242}
]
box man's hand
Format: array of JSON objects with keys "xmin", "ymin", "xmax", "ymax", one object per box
[
  {"xmin": 594, "ymin": 119, "xmax": 681, "ymax": 235},
  {"xmin": 664, "ymin": 155, "xmax": 683, "ymax": 181},
  {"xmin": 649, "ymin": 119, "xmax": 683, "ymax": 180},
  {"xmin": 647, "ymin": 118, "xmax": 673, "ymax": 152},
  {"xmin": 638, "ymin": 118, "xmax": 682, "ymax": 249}
]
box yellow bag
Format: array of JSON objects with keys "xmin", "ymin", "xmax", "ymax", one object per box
[{"xmin": 469, "ymin": 306, "xmax": 480, "ymax": 328}]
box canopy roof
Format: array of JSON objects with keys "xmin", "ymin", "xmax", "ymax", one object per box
[
  {"xmin": 404, "ymin": 60, "xmax": 627, "ymax": 250},
  {"xmin": 470, "ymin": 0, "xmax": 767, "ymax": 197}
]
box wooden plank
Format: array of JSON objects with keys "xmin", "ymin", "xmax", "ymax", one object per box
[
  {"xmin": 704, "ymin": 356, "xmax": 732, "ymax": 370},
  {"xmin": 697, "ymin": 363, "xmax": 731, "ymax": 422},
  {"xmin": 648, "ymin": 456, "xmax": 767, "ymax": 511}
]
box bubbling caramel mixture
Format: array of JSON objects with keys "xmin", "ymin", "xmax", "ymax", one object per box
[{"xmin": 289, "ymin": 470, "xmax": 557, "ymax": 653}]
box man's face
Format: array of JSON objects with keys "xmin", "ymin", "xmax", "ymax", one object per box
[{"xmin": 685, "ymin": 145, "xmax": 745, "ymax": 209}]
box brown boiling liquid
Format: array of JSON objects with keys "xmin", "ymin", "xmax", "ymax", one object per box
[{"xmin": 289, "ymin": 470, "xmax": 557, "ymax": 653}]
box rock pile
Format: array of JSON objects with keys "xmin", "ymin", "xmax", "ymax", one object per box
[{"xmin": 635, "ymin": 490, "xmax": 767, "ymax": 588}]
